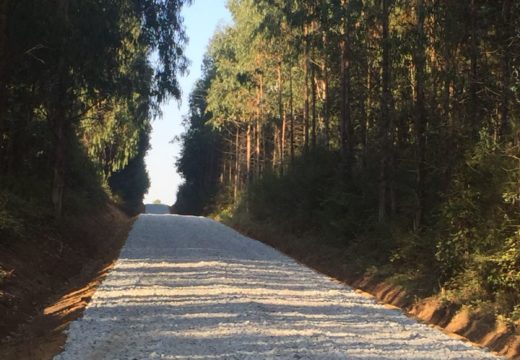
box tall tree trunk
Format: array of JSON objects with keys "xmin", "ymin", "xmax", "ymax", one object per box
[
  {"xmin": 499, "ymin": 0, "xmax": 512, "ymax": 139},
  {"xmin": 51, "ymin": 0, "xmax": 70, "ymax": 220},
  {"xmin": 234, "ymin": 127, "xmax": 241, "ymax": 201},
  {"xmin": 303, "ymin": 24, "xmax": 310, "ymax": 153},
  {"xmin": 51, "ymin": 105, "xmax": 68, "ymax": 220},
  {"xmin": 246, "ymin": 123, "xmax": 251, "ymax": 184},
  {"xmin": 0, "ymin": 0, "xmax": 6, "ymax": 83},
  {"xmin": 443, "ymin": 13, "xmax": 453, "ymax": 137},
  {"xmin": 365, "ymin": 56, "xmax": 373, "ymax": 169},
  {"xmin": 469, "ymin": 0, "xmax": 478, "ymax": 138},
  {"xmin": 281, "ymin": 110, "xmax": 286, "ymax": 171},
  {"xmin": 322, "ymin": 32, "xmax": 330, "ymax": 148},
  {"xmin": 255, "ymin": 120, "xmax": 261, "ymax": 178},
  {"xmin": 311, "ymin": 57, "xmax": 317, "ymax": 150},
  {"xmin": 340, "ymin": 1, "xmax": 353, "ymax": 169},
  {"xmin": 258, "ymin": 72, "xmax": 264, "ymax": 176},
  {"xmin": 413, "ymin": 0, "xmax": 427, "ymax": 230},
  {"xmin": 360, "ymin": 12, "xmax": 369, "ymax": 167},
  {"xmin": 272, "ymin": 125, "xmax": 278, "ymax": 167},
  {"xmin": 277, "ymin": 61, "xmax": 285, "ymax": 168},
  {"xmin": 379, "ymin": 0, "xmax": 392, "ymax": 224},
  {"xmin": 0, "ymin": 0, "xmax": 9, "ymax": 174},
  {"xmin": 289, "ymin": 68, "xmax": 295, "ymax": 162}
]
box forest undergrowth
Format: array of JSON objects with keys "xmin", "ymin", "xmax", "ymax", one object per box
[{"xmin": 216, "ymin": 142, "xmax": 520, "ymax": 327}]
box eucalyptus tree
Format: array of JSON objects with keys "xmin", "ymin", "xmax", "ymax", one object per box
[
  {"xmin": 176, "ymin": 1, "xmax": 520, "ymax": 317},
  {"xmin": 0, "ymin": 0, "xmax": 191, "ymax": 217}
]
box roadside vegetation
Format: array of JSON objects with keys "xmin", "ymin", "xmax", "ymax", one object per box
[
  {"xmin": 0, "ymin": 0, "xmax": 191, "ymax": 222},
  {"xmin": 0, "ymin": 0, "xmax": 189, "ymax": 345},
  {"xmin": 175, "ymin": 0, "xmax": 520, "ymax": 346}
]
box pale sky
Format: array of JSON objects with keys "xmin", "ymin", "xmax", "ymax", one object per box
[{"xmin": 144, "ymin": 0, "xmax": 231, "ymax": 205}]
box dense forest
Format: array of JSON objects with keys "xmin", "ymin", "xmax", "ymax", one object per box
[
  {"xmin": 176, "ymin": 0, "xmax": 520, "ymax": 322},
  {"xmin": 0, "ymin": 0, "xmax": 189, "ymax": 224}
]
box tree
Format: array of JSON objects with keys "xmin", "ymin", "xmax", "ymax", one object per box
[{"xmin": 0, "ymin": 0, "xmax": 190, "ymax": 218}]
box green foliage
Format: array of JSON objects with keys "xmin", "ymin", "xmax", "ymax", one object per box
[
  {"xmin": 176, "ymin": 0, "xmax": 520, "ymax": 320},
  {"xmin": 247, "ymin": 150, "xmax": 338, "ymax": 232},
  {"xmin": 0, "ymin": 194, "xmax": 23, "ymax": 238},
  {"xmin": 0, "ymin": 0, "xmax": 190, "ymax": 218},
  {"xmin": 420, "ymin": 133, "xmax": 520, "ymax": 315},
  {"xmin": 175, "ymin": 60, "xmax": 222, "ymax": 215},
  {"xmin": 109, "ymin": 135, "xmax": 151, "ymax": 216}
]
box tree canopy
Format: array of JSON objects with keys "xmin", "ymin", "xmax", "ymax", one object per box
[
  {"xmin": 0, "ymin": 0, "xmax": 191, "ymax": 217},
  {"xmin": 176, "ymin": 0, "xmax": 520, "ymax": 323}
]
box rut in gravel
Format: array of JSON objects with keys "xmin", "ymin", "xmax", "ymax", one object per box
[{"xmin": 55, "ymin": 204, "xmax": 502, "ymax": 359}]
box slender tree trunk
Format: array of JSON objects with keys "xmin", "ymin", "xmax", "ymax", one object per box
[
  {"xmin": 311, "ymin": 57, "xmax": 317, "ymax": 150},
  {"xmin": 379, "ymin": 0, "xmax": 392, "ymax": 224},
  {"xmin": 51, "ymin": 105, "xmax": 68, "ymax": 220},
  {"xmin": 442, "ymin": 0, "xmax": 456, "ymax": 180},
  {"xmin": 322, "ymin": 33, "xmax": 330, "ymax": 148},
  {"xmin": 277, "ymin": 61, "xmax": 284, "ymax": 169},
  {"xmin": 303, "ymin": 24, "xmax": 310, "ymax": 153},
  {"xmin": 360, "ymin": 12, "xmax": 369, "ymax": 167},
  {"xmin": 50, "ymin": 0, "xmax": 71, "ymax": 220},
  {"xmin": 499, "ymin": 0, "xmax": 512, "ymax": 139},
  {"xmin": 365, "ymin": 57, "xmax": 373, "ymax": 169},
  {"xmin": 0, "ymin": 0, "xmax": 9, "ymax": 174},
  {"xmin": 289, "ymin": 68, "xmax": 295, "ymax": 162},
  {"xmin": 273, "ymin": 125, "xmax": 278, "ymax": 168},
  {"xmin": 256, "ymin": 120, "xmax": 261, "ymax": 178},
  {"xmin": 246, "ymin": 123, "xmax": 251, "ymax": 184},
  {"xmin": 234, "ymin": 127, "xmax": 240, "ymax": 201},
  {"xmin": 0, "ymin": 0, "xmax": 6, "ymax": 82},
  {"xmin": 443, "ymin": 20, "xmax": 453, "ymax": 137},
  {"xmin": 469, "ymin": 0, "xmax": 478, "ymax": 137},
  {"xmin": 281, "ymin": 110, "xmax": 286, "ymax": 171},
  {"xmin": 258, "ymin": 72, "xmax": 264, "ymax": 176},
  {"xmin": 340, "ymin": 2, "xmax": 353, "ymax": 169},
  {"xmin": 413, "ymin": 0, "xmax": 427, "ymax": 230}
]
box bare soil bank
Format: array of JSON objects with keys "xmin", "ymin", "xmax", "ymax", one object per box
[
  {"xmin": 229, "ymin": 219, "xmax": 520, "ymax": 359},
  {"xmin": 0, "ymin": 204, "xmax": 132, "ymax": 360}
]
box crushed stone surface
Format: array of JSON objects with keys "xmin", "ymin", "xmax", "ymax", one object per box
[{"xmin": 55, "ymin": 205, "xmax": 501, "ymax": 359}]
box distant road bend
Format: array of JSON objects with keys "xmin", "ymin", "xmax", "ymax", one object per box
[{"xmin": 55, "ymin": 204, "xmax": 501, "ymax": 359}]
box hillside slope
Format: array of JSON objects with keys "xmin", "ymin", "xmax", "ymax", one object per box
[{"xmin": 0, "ymin": 203, "xmax": 132, "ymax": 360}]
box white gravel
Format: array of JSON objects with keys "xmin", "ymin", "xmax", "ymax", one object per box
[{"xmin": 55, "ymin": 205, "xmax": 501, "ymax": 359}]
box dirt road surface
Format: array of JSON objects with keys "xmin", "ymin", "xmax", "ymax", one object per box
[{"xmin": 54, "ymin": 205, "xmax": 501, "ymax": 359}]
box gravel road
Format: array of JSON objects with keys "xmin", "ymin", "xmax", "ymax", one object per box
[{"xmin": 55, "ymin": 205, "xmax": 501, "ymax": 359}]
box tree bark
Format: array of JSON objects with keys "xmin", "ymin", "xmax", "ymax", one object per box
[
  {"xmin": 413, "ymin": 0, "xmax": 427, "ymax": 230},
  {"xmin": 311, "ymin": 56, "xmax": 317, "ymax": 150},
  {"xmin": 0, "ymin": 0, "xmax": 9, "ymax": 173},
  {"xmin": 246, "ymin": 123, "xmax": 251, "ymax": 184},
  {"xmin": 51, "ymin": 0, "xmax": 70, "ymax": 220},
  {"xmin": 340, "ymin": 1, "xmax": 353, "ymax": 169},
  {"xmin": 322, "ymin": 32, "xmax": 330, "ymax": 149},
  {"xmin": 281, "ymin": 110, "xmax": 286, "ymax": 171},
  {"xmin": 499, "ymin": 0, "xmax": 512, "ymax": 139},
  {"xmin": 255, "ymin": 120, "xmax": 261, "ymax": 178},
  {"xmin": 379, "ymin": 0, "xmax": 392, "ymax": 224},
  {"xmin": 289, "ymin": 68, "xmax": 295, "ymax": 162},
  {"xmin": 303, "ymin": 24, "xmax": 310, "ymax": 153},
  {"xmin": 469, "ymin": 0, "xmax": 478, "ymax": 138},
  {"xmin": 234, "ymin": 127, "xmax": 240, "ymax": 201},
  {"xmin": 277, "ymin": 61, "xmax": 285, "ymax": 169},
  {"xmin": 51, "ymin": 105, "xmax": 68, "ymax": 220}
]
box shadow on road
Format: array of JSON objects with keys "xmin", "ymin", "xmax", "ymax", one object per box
[{"xmin": 55, "ymin": 215, "xmax": 500, "ymax": 359}]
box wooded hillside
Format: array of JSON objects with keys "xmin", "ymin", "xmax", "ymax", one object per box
[
  {"xmin": 0, "ymin": 0, "xmax": 190, "ymax": 348},
  {"xmin": 0, "ymin": 0, "xmax": 189, "ymax": 223},
  {"xmin": 176, "ymin": 0, "xmax": 520, "ymax": 325}
]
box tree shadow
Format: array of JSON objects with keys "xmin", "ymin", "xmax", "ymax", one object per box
[{"xmin": 55, "ymin": 215, "xmax": 500, "ymax": 359}]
